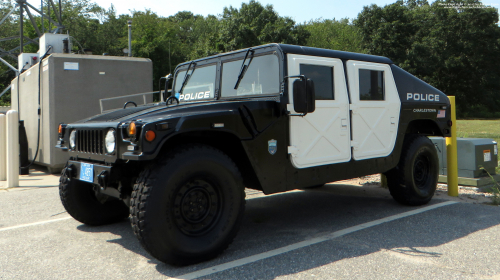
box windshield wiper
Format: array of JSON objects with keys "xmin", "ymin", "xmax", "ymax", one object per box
[
  {"xmin": 234, "ymin": 48, "xmax": 254, "ymax": 90},
  {"xmin": 178, "ymin": 61, "xmax": 196, "ymax": 94}
]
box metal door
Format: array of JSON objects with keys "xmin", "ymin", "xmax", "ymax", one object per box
[
  {"xmin": 346, "ymin": 60, "xmax": 401, "ymax": 160},
  {"xmin": 287, "ymin": 54, "xmax": 351, "ymax": 168}
]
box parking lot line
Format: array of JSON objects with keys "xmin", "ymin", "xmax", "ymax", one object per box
[
  {"xmin": 174, "ymin": 201, "xmax": 458, "ymax": 280},
  {"xmin": 0, "ymin": 216, "xmax": 72, "ymax": 232}
]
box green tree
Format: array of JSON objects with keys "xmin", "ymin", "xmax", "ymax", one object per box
[
  {"xmin": 0, "ymin": 0, "xmax": 20, "ymax": 106},
  {"xmin": 355, "ymin": 0, "xmax": 500, "ymax": 117},
  {"xmin": 215, "ymin": 0, "xmax": 309, "ymax": 52},
  {"xmin": 304, "ymin": 18, "xmax": 364, "ymax": 52}
]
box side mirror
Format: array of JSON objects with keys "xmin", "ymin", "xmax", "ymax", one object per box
[
  {"xmin": 293, "ymin": 78, "xmax": 315, "ymax": 114},
  {"xmin": 160, "ymin": 74, "xmax": 172, "ymax": 102}
]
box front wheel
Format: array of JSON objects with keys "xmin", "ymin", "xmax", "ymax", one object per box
[
  {"xmin": 59, "ymin": 167, "xmax": 129, "ymax": 225},
  {"xmin": 130, "ymin": 145, "xmax": 245, "ymax": 265},
  {"xmin": 385, "ymin": 136, "xmax": 439, "ymax": 206}
]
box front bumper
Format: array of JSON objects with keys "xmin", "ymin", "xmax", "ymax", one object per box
[{"xmin": 64, "ymin": 160, "xmax": 114, "ymax": 188}]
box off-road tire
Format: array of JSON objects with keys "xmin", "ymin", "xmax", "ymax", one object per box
[
  {"xmin": 385, "ymin": 135, "xmax": 438, "ymax": 206},
  {"xmin": 59, "ymin": 167, "xmax": 129, "ymax": 225},
  {"xmin": 130, "ymin": 144, "xmax": 246, "ymax": 265}
]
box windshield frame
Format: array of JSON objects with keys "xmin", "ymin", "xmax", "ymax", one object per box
[{"xmin": 171, "ymin": 45, "xmax": 284, "ymax": 104}]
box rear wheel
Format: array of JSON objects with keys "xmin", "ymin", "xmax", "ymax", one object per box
[
  {"xmin": 59, "ymin": 166, "xmax": 129, "ymax": 225},
  {"xmin": 385, "ymin": 135, "xmax": 438, "ymax": 206},
  {"xmin": 130, "ymin": 145, "xmax": 245, "ymax": 265}
]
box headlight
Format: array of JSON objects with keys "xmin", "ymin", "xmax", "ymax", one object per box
[
  {"xmin": 69, "ymin": 130, "xmax": 76, "ymax": 150},
  {"xmin": 105, "ymin": 129, "xmax": 116, "ymax": 154}
]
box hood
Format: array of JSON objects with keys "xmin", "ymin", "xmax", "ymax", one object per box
[{"xmin": 76, "ymin": 100, "xmax": 252, "ymax": 124}]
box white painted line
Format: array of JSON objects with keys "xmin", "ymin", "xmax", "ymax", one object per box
[
  {"xmin": 175, "ymin": 201, "xmax": 458, "ymax": 280},
  {"xmin": 245, "ymin": 189, "xmax": 303, "ymax": 200},
  {"xmin": 0, "ymin": 216, "xmax": 72, "ymax": 232}
]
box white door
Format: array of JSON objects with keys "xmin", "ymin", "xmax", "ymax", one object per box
[
  {"xmin": 287, "ymin": 54, "xmax": 351, "ymax": 169},
  {"xmin": 346, "ymin": 60, "xmax": 401, "ymax": 160}
]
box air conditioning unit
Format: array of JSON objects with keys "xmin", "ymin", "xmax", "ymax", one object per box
[
  {"xmin": 39, "ymin": 33, "xmax": 71, "ymax": 55},
  {"xmin": 431, "ymin": 137, "xmax": 498, "ymax": 178}
]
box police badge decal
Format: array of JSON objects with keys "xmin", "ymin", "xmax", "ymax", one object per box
[{"xmin": 268, "ymin": 139, "xmax": 277, "ymax": 155}]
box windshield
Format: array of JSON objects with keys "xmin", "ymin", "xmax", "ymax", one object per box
[
  {"xmin": 221, "ymin": 54, "xmax": 280, "ymax": 98},
  {"xmin": 173, "ymin": 64, "xmax": 216, "ymax": 102}
]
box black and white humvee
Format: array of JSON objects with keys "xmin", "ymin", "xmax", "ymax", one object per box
[{"xmin": 56, "ymin": 44, "xmax": 452, "ymax": 265}]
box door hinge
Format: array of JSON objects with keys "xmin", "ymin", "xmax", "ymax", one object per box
[
  {"xmin": 351, "ymin": 141, "xmax": 359, "ymax": 150},
  {"xmin": 288, "ymin": 146, "xmax": 299, "ymax": 155}
]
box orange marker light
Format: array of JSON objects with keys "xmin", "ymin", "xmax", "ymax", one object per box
[
  {"xmin": 145, "ymin": 130, "xmax": 156, "ymax": 142},
  {"xmin": 58, "ymin": 124, "xmax": 63, "ymax": 134},
  {"xmin": 128, "ymin": 122, "xmax": 136, "ymax": 136}
]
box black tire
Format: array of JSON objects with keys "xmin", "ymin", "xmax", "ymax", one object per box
[
  {"xmin": 130, "ymin": 144, "xmax": 245, "ymax": 265},
  {"xmin": 385, "ymin": 135, "xmax": 439, "ymax": 206},
  {"xmin": 59, "ymin": 167, "xmax": 129, "ymax": 226}
]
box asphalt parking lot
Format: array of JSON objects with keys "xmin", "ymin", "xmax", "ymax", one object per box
[{"xmin": 2, "ymin": 170, "xmax": 500, "ymax": 280}]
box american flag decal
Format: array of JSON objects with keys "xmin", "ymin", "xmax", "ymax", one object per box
[{"xmin": 437, "ymin": 110, "xmax": 446, "ymax": 118}]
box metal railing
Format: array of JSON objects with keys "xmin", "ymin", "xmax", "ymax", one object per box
[{"xmin": 99, "ymin": 91, "xmax": 160, "ymax": 114}]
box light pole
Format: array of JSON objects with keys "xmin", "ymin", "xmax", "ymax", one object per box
[{"xmin": 128, "ymin": 20, "xmax": 132, "ymax": 57}]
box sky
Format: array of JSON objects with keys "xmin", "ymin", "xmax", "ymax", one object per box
[{"xmin": 88, "ymin": 0, "xmax": 449, "ymax": 23}]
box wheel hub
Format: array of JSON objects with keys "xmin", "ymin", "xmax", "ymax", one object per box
[
  {"xmin": 181, "ymin": 188, "xmax": 210, "ymax": 222},
  {"xmin": 414, "ymin": 155, "xmax": 430, "ymax": 189},
  {"xmin": 173, "ymin": 179, "xmax": 221, "ymax": 236}
]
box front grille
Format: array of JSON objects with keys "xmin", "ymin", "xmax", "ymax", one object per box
[{"xmin": 76, "ymin": 130, "xmax": 104, "ymax": 154}]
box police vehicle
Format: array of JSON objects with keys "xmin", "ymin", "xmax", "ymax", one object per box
[{"xmin": 56, "ymin": 44, "xmax": 452, "ymax": 265}]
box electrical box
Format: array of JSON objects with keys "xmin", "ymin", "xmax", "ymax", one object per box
[
  {"xmin": 18, "ymin": 53, "xmax": 39, "ymax": 71},
  {"xmin": 39, "ymin": 33, "xmax": 71, "ymax": 55},
  {"xmin": 430, "ymin": 137, "xmax": 498, "ymax": 178},
  {"xmin": 10, "ymin": 53, "xmax": 153, "ymax": 173}
]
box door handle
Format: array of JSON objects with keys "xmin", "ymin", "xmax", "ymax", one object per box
[{"xmin": 341, "ymin": 118, "xmax": 348, "ymax": 127}]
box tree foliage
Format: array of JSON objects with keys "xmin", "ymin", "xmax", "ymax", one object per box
[
  {"xmin": 355, "ymin": 0, "xmax": 500, "ymax": 117},
  {"xmin": 304, "ymin": 18, "xmax": 364, "ymax": 53},
  {"xmin": 1, "ymin": 0, "xmax": 500, "ymax": 118}
]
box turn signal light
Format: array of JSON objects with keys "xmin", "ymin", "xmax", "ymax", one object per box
[
  {"xmin": 145, "ymin": 130, "xmax": 156, "ymax": 142},
  {"xmin": 128, "ymin": 122, "xmax": 136, "ymax": 136},
  {"xmin": 58, "ymin": 123, "xmax": 66, "ymax": 136}
]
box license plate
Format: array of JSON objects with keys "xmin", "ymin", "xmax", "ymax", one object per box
[{"xmin": 79, "ymin": 163, "xmax": 94, "ymax": 183}]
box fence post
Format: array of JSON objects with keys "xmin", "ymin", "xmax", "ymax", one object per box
[
  {"xmin": 0, "ymin": 113, "xmax": 6, "ymax": 181},
  {"xmin": 446, "ymin": 96, "xmax": 458, "ymax": 197},
  {"xmin": 6, "ymin": 110, "xmax": 19, "ymax": 188}
]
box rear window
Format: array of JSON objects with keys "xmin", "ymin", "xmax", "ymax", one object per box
[{"xmin": 359, "ymin": 69, "xmax": 385, "ymax": 101}]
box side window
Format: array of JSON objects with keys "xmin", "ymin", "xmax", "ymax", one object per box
[
  {"xmin": 300, "ymin": 64, "xmax": 334, "ymax": 100},
  {"xmin": 221, "ymin": 54, "xmax": 279, "ymax": 97},
  {"xmin": 359, "ymin": 69, "xmax": 384, "ymax": 101},
  {"xmin": 174, "ymin": 64, "xmax": 216, "ymax": 102}
]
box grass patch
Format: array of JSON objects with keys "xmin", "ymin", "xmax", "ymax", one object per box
[{"xmin": 456, "ymin": 119, "xmax": 500, "ymax": 144}]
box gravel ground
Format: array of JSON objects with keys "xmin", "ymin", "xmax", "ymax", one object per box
[{"xmin": 335, "ymin": 174, "xmax": 500, "ymax": 206}]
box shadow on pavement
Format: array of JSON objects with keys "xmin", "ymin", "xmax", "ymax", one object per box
[{"xmin": 76, "ymin": 184, "xmax": 500, "ymax": 279}]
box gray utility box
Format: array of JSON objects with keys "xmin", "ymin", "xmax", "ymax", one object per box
[
  {"xmin": 430, "ymin": 137, "xmax": 498, "ymax": 178},
  {"xmin": 11, "ymin": 53, "xmax": 153, "ymax": 173}
]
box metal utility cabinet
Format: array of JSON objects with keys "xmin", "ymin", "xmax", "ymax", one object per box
[
  {"xmin": 430, "ymin": 137, "xmax": 498, "ymax": 178},
  {"xmin": 11, "ymin": 53, "xmax": 153, "ymax": 173}
]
